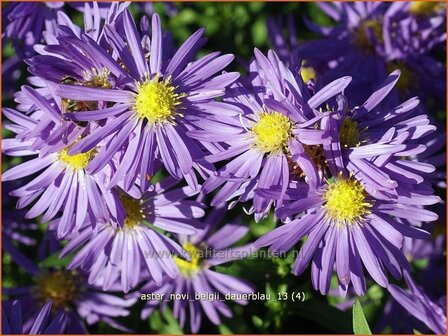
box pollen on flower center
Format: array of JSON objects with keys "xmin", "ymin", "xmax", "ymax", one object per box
[
  {"xmin": 59, "ymin": 148, "xmax": 95, "ymax": 170},
  {"xmin": 134, "ymin": 77, "xmax": 184, "ymax": 125},
  {"xmin": 36, "ymin": 270, "xmax": 80, "ymax": 310},
  {"xmin": 252, "ymin": 112, "xmax": 292, "ymax": 154},
  {"xmin": 409, "ymin": 2, "xmax": 443, "ymax": 16},
  {"xmin": 174, "ymin": 243, "xmax": 202, "ymax": 277},
  {"xmin": 339, "ymin": 118, "xmax": 361, "ymax": 148},
  {"xmin": 323, "ymin": 177, "xmax": 372, "ymax": 225},
  {"xmin": 120, "ymin": 195, "xmax": 144, "ymax": 229}
]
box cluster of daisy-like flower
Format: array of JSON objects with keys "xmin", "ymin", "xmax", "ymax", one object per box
[{"xmin": 2, "ymin": 2, "xmax": 446, "ymax": 334}]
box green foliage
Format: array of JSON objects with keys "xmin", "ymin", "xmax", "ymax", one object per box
[
  {"xmin": 148, "ymin": 308, "xmax": 183, "ymax": 334},
  {"xmin": 218, "ymin": 323, "xmax": 233, "ymax": 334},
  {"xmin": 272, "ymin": 250, "xmax": 296, "ymax": 277},
  {"xmin": 39, "ymin": 251, "xmax": 74, "ymax": 268},
  {"xmin": 3, "ymin": 41, "xmax": 15, "ymax": 58},
  {"xmin": 249, "ymin": 211, "xmax": 277, "ymax": 237},
  {"xmin": 353, "ymin": 301, "xmax": 372, "ymax": 335}
]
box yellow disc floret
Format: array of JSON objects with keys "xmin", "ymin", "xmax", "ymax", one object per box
[
  {"xmin": 252, "ymin": 112, "xmax": 292, "ymax": 154},
  {"xmin": 339, "ymin": 118, "xmax": 361, "ymax": 148},
  {"xmin": 174, "ymin": 243, "xmax": 202, "ymax": 277},
  {"xmin": 120, "ymin": 195, "xmax": 144, "ymax": 229},
  {"xmin": 300, "ymin": 60, "xmax": 317, "ymax": 83},
  {"xmin": 59, "ymin": 148, "xmax": 95, "ymax": 170},
  {"xmin": 36, "ymin": 270, "xmax": 80, "ymax": 310},
  {"xmin": 323, "ymin": 176, "xmax": 372, "ymax": 225},
  {"xmin": 409, "ymin": 2, "xmax": 443, "ymax": 16},
  {"xmin": 134, "ymin": 76, "xmax": 184, "ymax": 125}
]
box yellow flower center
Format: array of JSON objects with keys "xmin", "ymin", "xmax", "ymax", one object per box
[
  {"xmin": 36, "ymin": 270, "xmax": 80, "ymax": 310},
  {"xmin": 300, "ymin": 60, "xmax": 317, "ymax": 83},
  {"xmin": 174, "ymin": 243, "xmax": 202, "ymax": 277},
  {"xmin": 252, "ymin": 112, "xmax": 292, "ymax": 154},
  {"xmin": 409, "ymin": 2, "xmax": 443, "ymax": 16},
  {"xmin": 386, "ymin": 61, "xmax": 417, "ymax": 93},
  {"xmin": 134, "ymin": 77, "xmax": 184, "ymax": 125},
  {"xmin": 120, "ymin": 195, "xmax": 144, "ymax": 229},
  {"xmin": 339, "ymin": 118, "xmax": 361, "ymax": 148},
  {"xmin": 58, "ymin": 148, "xmax": 95, "ymax": 170},
  {"xmin": 352, "ymin": 19, "xmax": 383, "ymax": 53},
  {"xmin": 323, "ymin": 176, "xmax": 372, "ymax": 225}
]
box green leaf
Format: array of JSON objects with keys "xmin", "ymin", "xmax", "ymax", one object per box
[
  {"xmin": 161, "ymin": 308, "xmax": 183, "ymax": 334},
  {"xmin": 218, "ymin": 323, "xmax": 233, "ymax": 334},
  {"xmin": 251, "ymin": 17, "xmax": 268, "ymax": 46},
  {"xmin": 39, "ymin": 251, "xmax": 74, "ymax": 268},
  {"xmin": 250, "ymin": 212, "xmax": 277, "ymax": 237},
  {"xmin": 353, "ymin": 301, "xmax": 372, "ymax": 335},
  {"xmin": 413, "ymin": 258, "xmax": 429, "ymax": 270},
  {"xmin": 366, "ymin": 284, "xmax": 384, "ymax": 301},
  {"xmin": 252, "ymin": 315, "xmax": 264, "ymax": 328},
  {"xmin": 149, "ymin": 308, "xmax": 183, "ymax": 334}
]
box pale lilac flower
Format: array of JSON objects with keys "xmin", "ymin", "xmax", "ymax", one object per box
[
  {"xmin": 2, "ymin": 86, "xmax": 119, "ymax": 238},
  {"xmin": 56, "ymin": 11, "xmax": 236, "ymax": 191},
  {"xmin": 388, "ymin": 271, "xmax": 446, "ymax": 334},
  {"xmin": 193, "ymin": 49, "xmax": 351, "ymax": 219},
  {"xmin": 326, "ymin": 71, "xmax": 437, "ymax": 200},
  {"xmin": 136, "ymin": 206, "xmax": 256, "ymax": 333},
  {"xmin": 60, "ymin": 176, "xmax": 205, "ymax": 293},
  {"xmin": 2, "ymin": 300, "xmax": 67, "ymax": 335},
  {"xmin": 2, "ymin": 238, "xmax": 136, "ymax": 333},
  {"xmin": 255, "ymin": 161, "xmax": 439, "ymax": 295}
]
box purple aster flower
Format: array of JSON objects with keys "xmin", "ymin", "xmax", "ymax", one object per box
[
  {"xmin": 2, "ymin": 208, "xmax": 38, "ymax": 246},
  {"xmin": 136, "ymin": 2, "xmax": 178, "ymax": 17},
  {"xmin": 24, "ymin": 2, "xmax": 130, "ymax": 110},
  {"xmin": 2, "ymin": 183, "xmax": 37, "ymax": 246},
  {"xmin": 290, "ymin": 2, "xmax": 446, "ymax": 106},
  {"xmin": 412, "ymin": 128, "xmax": 446, "ymax": 189},
  {"xmin": 384, "ymin": 2, "xmax": 446, "ymax": 57},
  {"xmin": 267, "ymin": 15, "xmax": 299, "ymax": 65},
  {"xmin": 2, "ymin": 300, "xmax": 67, "ymax": 335},
  {"xmin": 255, "ymin": 160, "xmax": 439, "ymax": 295},
  {"xmin": 2, "ymin": 238, "xmax": 136, "ymax": 333},
  {"xmin": 55, "ymin": 10, "xmax": 236, "ymax": 191},
  {"xmin": 380, "ymin": 213, "xmax": 445, "ymax": 332},
  {"xmin": 135, "ymin": 206, "xmax": 256, "ymax": 333},
  {"xmin": 325, "ymin": 70, "xmax": 438, "ymax": 200},
  {"xmin": 387, "ymin": 271, "xmax": 446, "ymax": 334},
  {"xmin": 2, "ymin": 86, "xmax": 123, "ymax": 238},
  {"xmin": 1, "ymin": 55, "xmax": 22, "ymax": 100},
  {"xmin": 404, "ymin": 232, "xmax": 446, "ymax": 297},
  {"xmin": 2, "ymin": 2, "xmax": 62, "ymax": 58},
  {"xmin": 68, "ymin": 2, "xmax": 123, "ymax": 19},
  {"xmin": 59, "ymin": 176, "xmax": 205, "ymax": 293},
  {"xmin": 376, "ymin": 227, "xmax": 446, "ymax": 333},
  {"xmin": 191, "ymin": 49, "xmax": 351, "ymax": 219},
  {"xmin": 330, "ymin": 227, "xmax": 446, "ymax": 331}
]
